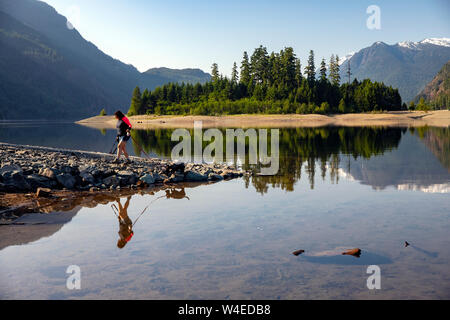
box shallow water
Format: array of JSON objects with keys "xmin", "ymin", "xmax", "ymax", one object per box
[{"xmin": 0, "ymin": 123, "xmax": 449, "ymax": 299}]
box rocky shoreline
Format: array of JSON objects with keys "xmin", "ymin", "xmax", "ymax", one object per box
[{"xmin": 0, "ymin": 142, "xmax": 247, "ymax": 195}]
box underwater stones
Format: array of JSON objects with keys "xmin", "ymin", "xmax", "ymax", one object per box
[
  {"xmin": 342, "ymin": 248, "xmax": 362, "ymax": 257},
  {"xmin": 292, "ymin": 249, "xmax": 305, "ymax": 256}
]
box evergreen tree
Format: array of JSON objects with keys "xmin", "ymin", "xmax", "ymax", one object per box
[
  {"xmin": 329, "ymin": 54, "xmax": 341, "ymax": 86},
  {"xmin": 280, "ymin": 47, "xmax": 297, "ymax": 90},
  {"xmin": 240, "ymin": 51, "xmax": 251, "ymax": 84},
  {"xmin": 99, "ymin": 108, "xmax": 107, "ymax": 116},
  {"xmin": 231, "ymin": 62, "xmax": 239, "ymax": 83},
  {"xmin": 250, "ymin": 45, "xmax": 269, "ymax": 84},
  {"xmin": 128, "ymin": 86, "xmax": 142, "ymax": 116},
  {"xmin": 211, "ymin": 63, "xmax": 219, "ymax": 82},
  {"xmin": 305, "ymin": 50, "xmax": 316, "ymax": 83},
  {"xmin": 319, "ymin": 58, "xmax": 327, "ymax": 81},
  {"xmin": 295, "ymin": 58, "xmax": 302, "ymax": 87}
]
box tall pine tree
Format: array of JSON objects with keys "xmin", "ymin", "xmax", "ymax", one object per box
[
  {"xmin": 128, "ymin": 86, "xmax": 142, "ymax": 116},
  {"xmin": 305, "ymin": 50, "xmax": 316, "ymax": 84},
  {"xmin": 231, "ymin": 62, "xmax": 239, "ymax": 83},
  {"xmin": 240, "ymin": 51, "xmax": 251, "ymax": 85},
  {"xmin": 319, "ymin": 58, "xmax": 327, "ymax": 81},
  {"xmin": 211, "ymin": 63, "xmax": 219, "ymax": 82}
]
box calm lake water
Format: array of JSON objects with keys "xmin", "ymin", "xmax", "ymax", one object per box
[{"xmin": 0, "ymin": 122, "xmax": 449, "ymax": 299}]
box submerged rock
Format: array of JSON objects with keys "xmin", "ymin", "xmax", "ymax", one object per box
[
  {"xmin": 341, "ymin": 248, "xmax": 362, "ymax": 257},
  {"xmin": 292, "ymin": 249, "xmax": 305, "ymax": 256}
]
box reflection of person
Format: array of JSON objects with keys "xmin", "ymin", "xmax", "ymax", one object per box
[
  {"xmin": 113, "ymin": 110, "xmax": 132, "ymax": 164},
  {"xmin": 165, "ymin": 187, "xmax": 190, "ymax": 200},
  {"xmin": 116, "ymin": 196, "xmax": 133, "ymax": 249}
]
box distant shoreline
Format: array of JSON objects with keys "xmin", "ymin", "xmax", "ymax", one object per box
[{"xmin": 76, "ymin": 110, "xmax": 450, "ymax": 129}]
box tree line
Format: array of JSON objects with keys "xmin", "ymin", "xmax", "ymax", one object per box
[{"xmin": 127, "ymin": 46, "xmax": 403, "ymax": 116}]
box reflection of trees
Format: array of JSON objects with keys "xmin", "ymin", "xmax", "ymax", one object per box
[
  {"xmin": 130, "ymin": 127, "xmax": 405, "ymax": 193},
  {"xmin": 245, "ymin": 127, "xmax": 404, "ymax": 193},
  {"xmin": 413, "ymin": 126, "xmax": 450, "ymax": 172}
]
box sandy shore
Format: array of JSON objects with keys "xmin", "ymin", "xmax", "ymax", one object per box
[{"xmin": 76, "ymin": 110, "xmax": 450, "ymax": 129}]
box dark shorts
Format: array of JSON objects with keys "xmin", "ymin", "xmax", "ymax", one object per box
[{"xmin": 118, "ymin": 135, "xmax": 130, "ymax": 143}]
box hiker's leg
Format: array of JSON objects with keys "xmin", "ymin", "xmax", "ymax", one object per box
[
  {"xmin": 116, "ymin": 142, "xmax": 122, "ymax": 159},
  {"xmin": 117, "ymin": 140, "xmax": 125, "ymax": 159},
  {"xmin": 122, "ymin": 143, "xmax": 129, "ymax": 159}
]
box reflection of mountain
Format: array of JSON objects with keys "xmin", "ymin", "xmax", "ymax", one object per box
[
  {"xmin": 0, "ymin": 207, "xmax": 80, "ymax": 251},
  {"xmin": 415, "ymin": 127, "xmax": 450, "ymax": 172},
  {"xmin": 339, "ymin": 132, "xmax": 450, "ymax": 192}
]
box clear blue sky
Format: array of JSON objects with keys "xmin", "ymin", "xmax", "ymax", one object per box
[{"xmin": 42, "ymin": 0, "xmax": 450, "ymax": 75}]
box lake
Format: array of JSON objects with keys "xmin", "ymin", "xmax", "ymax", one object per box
[{"xmin": 0, "ymin": 122, "xmax": 449, "ymax": 299}]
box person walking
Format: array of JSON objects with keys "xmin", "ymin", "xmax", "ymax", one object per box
[{"xmin": 113, "ymin": 110, "xmax": 132, "ymax": 163}]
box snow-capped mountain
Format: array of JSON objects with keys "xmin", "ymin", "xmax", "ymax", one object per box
[
  {"xmin": 338, "ymin": 52, "xmax": 355, "ymax": 66},
  {"xmin": 340, "ymin": 37, "xmax": 450, "ymax": 102},
  {"xmin": 397, "ymin": 38, "xmax": 450, "ymax": 49}
]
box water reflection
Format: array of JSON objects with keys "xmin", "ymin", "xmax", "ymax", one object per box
[
  {"xmin": 1, "ymin": 124, "xmax": 448, "ymax": 194},
  {"xmin": 1, "ymin": 185, "xmax": 197, "ymax": 251},
  {"xmin": 112, "ymin": 196, "xmax": 134, "ymax": 249},
  {"xmin": 111, "ymin": 188, "xmax": 190, "ymax": 249}
]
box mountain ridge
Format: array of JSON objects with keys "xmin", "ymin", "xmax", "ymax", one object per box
[
  {"xmin": 340, "ymin": 38, "xmax": 450, "ymax": 102},
  {"xmin": 0, "ymin": 0, "xmax": 210, "ymax": 120}
]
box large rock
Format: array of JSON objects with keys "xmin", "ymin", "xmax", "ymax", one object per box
[
  {"xmin": 184, "ymin": 170, "xmax": 208, "ymax": 181},
  {"xmin": 2, "ymin": 170, "xmax": 31, "ymax": 191},
  {"xmin": 56, "ymin": 173, "xmax": 77, "ymax": 189},
  {"xmin": 117, "ymin": 170, "xmax": 138, "ymax": 185},
  {"xmin": 60, "ymin": 165, "xmax": 79, "ymax": 176},
  {"xmin": 140, "ymin": 173, "xmax": 156, "ymax": 185},
  {"xmin": 169, "ymin": 173, "xmax": 184, "ymax": 183},
  {"xmin": 103, "ymin": 175, "xmax": 119, "ymax": 187},
  {"xmin": 80, "ymin": 170, "xmax": 95, "ymax": 184},
  {"xmin": 0, "ymin": 164, "xmax": 22, "ymax": 177},
  {"xmin": 26, "ymin": 174, "xmax": 56, "ymax": 189},
  {"xmin": 38, "ymin": 168, "xmax": 57, "ymax": 180},
  {"xmin": 208, "ymin": 173, "xmax": 224, "ymax": 181}
]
